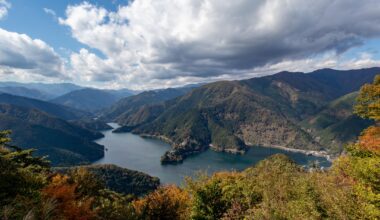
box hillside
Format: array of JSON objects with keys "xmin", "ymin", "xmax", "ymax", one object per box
[
  {"xmin": 0, "ymin": 73, "xmax": 378, "ymax": 220},
  {"xmin": 52, "ymin": 88, "xmax": 124, "ymax": 112},
  {"xmin": 100, "ymin": 87, "xmax": 194, "ymax": 123},
  {"xmin": 0, "ymin": 104, "xmax": 104, "ymax": 166},
  {"xmin": 300, "ymin": 92, "xmax": 374, "ymax": 153},
  {"xmin": 114, "ymin": 68, "xmax": 379, "ymax": 163},
  {"xmin": 0, "ymin": 93, "xmax": 90, "ymax": 120}
]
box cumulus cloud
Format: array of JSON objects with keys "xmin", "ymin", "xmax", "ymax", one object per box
[
  {"xmin": 0, "ymin": 28, "xmax": 66, "ymax": 80},
  {"xmin": 58, "ymin": 0, "xmax": 380, "ymax": 89},
  {"xmin": 0, "ymin": 0, "xmax": 10, "ymax": 20}
]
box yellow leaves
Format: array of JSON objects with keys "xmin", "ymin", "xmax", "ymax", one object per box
[
  {"xmin": 133, "ymin": 185, "xmax": 191, "ymax": 220},
  {"xmin": 50, "ymin": 174, "xmax": 70, "ymax": 186},
  {"xmin": 331, "ymin": 124, "xmax": 380, "ymax": 219}
]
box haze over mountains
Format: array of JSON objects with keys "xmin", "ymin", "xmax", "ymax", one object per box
[{"xmin": 0, "ymin": 82, "xmax": 83, "ymax": 100}]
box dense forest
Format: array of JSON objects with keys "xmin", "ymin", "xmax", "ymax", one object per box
[
  {"xmin": 0, "ymin": 76, "xmax": 379, "ymax": 219},
  {"xmin": 107, "ymin": 68, "xmax": 378, "ymax": 164}
]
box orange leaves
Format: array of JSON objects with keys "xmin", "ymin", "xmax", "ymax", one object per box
[
  {"xmin": 42, "ymin": 174, "xmax": 97, "ymax": 220},
  {"xmin": 358, "ymin": 126, "xmax": 380, "ymax": 155}
]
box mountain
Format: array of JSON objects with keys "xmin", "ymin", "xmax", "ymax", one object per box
[
  {"xmin": 0, "ymin": 93, "xmax": 90, "ymax": 120},
  {"xmin": 69, "ymin": 118, "xmax": 113, "ymax": 131},
  {"xmin": 113, "ymin": 68, "xmax": 379, "ymax": 163},
  {"xmin": 0, "ymin": 86, "xmax": 52, "ymax": 100},
  {"xmin": 300, "ymin": 92, "xmax": 374, "ymax": 153},
  {"xmin": 51, "ymin": 88, "xmax": 127, "ymax": 112},
  {"xmin": 0, "ymin": 103, "xmax": 104, "ymax": 166},
  {"xmin": 106, "ymin": 88, "xmax": 138, "ymax": 98},
  {"xmin": 100, "ymin": 87, "xmax": 195, "ymax": 123},
  {"xmin": 0, "ymin": 82, "xmax": 83, "ymax": 98}
]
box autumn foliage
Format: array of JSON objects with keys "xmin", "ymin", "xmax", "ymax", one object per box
[
  {"xmin": 1, "ymin": 75, "xmax": 379, "ymax": 219},
  {"xmin": 42, "ymin": 174, "xmax": 96, "ymax": 220},
  {"xmin": 133, "ymin": 185, "xmax": 191, "ymax": 220}
]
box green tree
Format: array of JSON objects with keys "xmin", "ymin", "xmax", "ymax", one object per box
[
  {"xmin": 354, "ymin": 75, "xmax": 380, "ymax": 121},
  {"xmin": 0, "ymin": 130, "xmax": 50, "ymax": 219},
  {"xmin": 190, "ymin": 179, "xmax": 229, "ymax": 220}
]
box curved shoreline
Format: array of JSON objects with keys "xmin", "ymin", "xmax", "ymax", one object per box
[
  {"xmin": 138, "ymin": 132, "xmax": 334, "ymax": 162},
  {"xmin": 257, "ymin": 144, "xmax": 333, "ymax": 162}
]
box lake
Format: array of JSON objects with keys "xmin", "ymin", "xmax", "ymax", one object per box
[{"xmin": 95, "ymin": 123, "xmax": 331, "ymax": 185}]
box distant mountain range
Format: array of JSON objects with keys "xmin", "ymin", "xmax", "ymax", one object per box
[
  {"xmin": 51, "ymin": 88, "xmax": 134, "ymax": 112},
  {"xmin": 0, "ymin": 82, "xmax": 83, "ymax": 99},
  {"xmin": 104, "ymin": 68, "xmax": 379, "ymax": 164},
  {"xmin": 0, "ymin": 86, "xmax": 52, "ymax": 100}
]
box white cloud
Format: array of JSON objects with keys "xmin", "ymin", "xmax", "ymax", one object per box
[
  {"xmin": 0, "ymin": 28, "xmax": 67, "ymax": 81},
  {"xmin": 0, "ymin": 0, "xmax": 10, "ymax": 20},
  {"xmin": 57, "ymin": 0, "xmax": 380, "ymax": 89}
]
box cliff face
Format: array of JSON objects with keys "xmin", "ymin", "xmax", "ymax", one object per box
[{"xmin": 110, "ymin": 68, "xmax": 379, "ymax": 163}]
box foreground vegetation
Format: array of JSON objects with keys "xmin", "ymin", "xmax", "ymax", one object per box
[{"xmin": 1, "ymin": 76, "xmax": 379, "ymax": 219}]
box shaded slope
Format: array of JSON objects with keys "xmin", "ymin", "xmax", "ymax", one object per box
[
  {"xmin": 301, "ymin": 92, "xmax": 374, "ymax": 153},
  {"xmin": 0, "ymin": 93, "xmax": 90, "ymax": 120},
  {"xmin": 0, "ymin": 104, "xmax": 104, "ymax": 166}
]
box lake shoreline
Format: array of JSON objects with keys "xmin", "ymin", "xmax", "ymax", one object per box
[
  {"xmin": 138, "ymin": 132, "xmax": 334, "ymax": 162},
  {"xmin": 256, "ymin": 145, "xmax": 333, "ymax": 162},
  {"xmin": 96, "ymin": 124, "xmax": 332, "ymax": 184}
]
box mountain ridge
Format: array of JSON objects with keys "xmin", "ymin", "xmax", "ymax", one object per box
[{"xmin": 111, "ymin": 67, "xmax": 380, "ymax": 163}]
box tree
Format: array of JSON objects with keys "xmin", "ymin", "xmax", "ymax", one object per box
[
  {"xmin": 0, "ymin": 130, "xmax": 50, "ymax": 219},
  {"xmin": 190, "ymin": 179, "xmax": 229, "ymax": 220},
  {"xmin": 355, "ymin": 75, "xmax": 380, "ymax": 121},
  {"xmin": 332, "ymin": 74, "xmax": 380, "ymax": 218},
  {"xmin": 133, "ymin": 185, "xmax": 190, "ymax": 220}
]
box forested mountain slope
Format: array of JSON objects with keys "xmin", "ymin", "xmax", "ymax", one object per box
[
  {"xmin": 0, "ymin": 104, "xmax": 104, "ymax": 166},
  {"xmin": 113, "ymin": 68, "xmax": 379, "ymax": 163}
]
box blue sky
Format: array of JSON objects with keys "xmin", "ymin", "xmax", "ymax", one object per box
[
  {"xmin": 0, "ymin": 0, "xmax": 380, "ymax": 89},
  {"xmin": 0, "ymin": 0, "xmax": 126, "ymax": 57}
]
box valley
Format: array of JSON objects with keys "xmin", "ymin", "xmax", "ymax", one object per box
[
  {"xmin": 103, "ymin": 68, "xmax": 378, "ymax": 164},
  {"xmin": 0, "ymin": 68, "xmax": 377, "ymax": 167},
  {"xmin": 95, "ymin": 123, "xmax": 331, "ymax": 185},
  {"xmin": 1, "ymin": 2, "xmax": 379, "ymax": 218}
]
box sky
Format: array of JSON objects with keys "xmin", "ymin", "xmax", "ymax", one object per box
[{"xmin": 0, "ymin": 0, "xmax": 380, "ymax": 90}]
